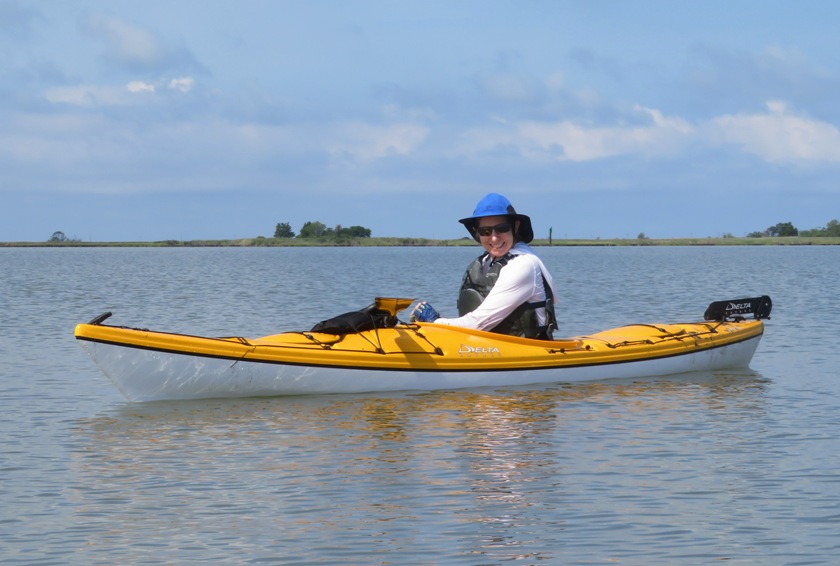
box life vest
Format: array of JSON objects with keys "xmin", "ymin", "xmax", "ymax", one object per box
[{"xmin": 457, "ymin": 252, "xmax": 557, "ymax": 339}]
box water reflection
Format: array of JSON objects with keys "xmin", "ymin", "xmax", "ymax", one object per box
[{"xmin": 69, "ymin": 369, "xmax": 768, "ymax": 562}]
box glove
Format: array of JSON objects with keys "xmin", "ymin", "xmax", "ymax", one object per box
[{"xmin": 410, "ymin": 301, "xmax": 440, "ymax": 323}]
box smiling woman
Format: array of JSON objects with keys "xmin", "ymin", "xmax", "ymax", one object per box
[{"xmin": 410, "ymin": 193, "xmax": 558, "ymax": 339}]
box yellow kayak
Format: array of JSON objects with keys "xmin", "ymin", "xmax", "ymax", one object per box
[{"xmin": 74, "ymin": 296, "xmax": 771, "ymax": 402}]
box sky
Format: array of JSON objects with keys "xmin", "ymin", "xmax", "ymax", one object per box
[{"xmin": 3, "ymin": 0, "xmax": 840, "ymax": 242}]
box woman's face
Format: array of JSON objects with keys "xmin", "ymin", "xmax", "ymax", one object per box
[{"xmin": 476, "ymin": 215, "xmax": 519, "ymax": 258}]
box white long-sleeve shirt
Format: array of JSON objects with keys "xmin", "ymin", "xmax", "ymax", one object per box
[{"xmin": 435, "ymin": 242, "xmax": 557, "ymax": 331}]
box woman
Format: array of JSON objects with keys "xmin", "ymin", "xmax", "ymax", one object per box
[{"xmin": 411, "ymin": 193, "xmax": 558, "ymax": 339}]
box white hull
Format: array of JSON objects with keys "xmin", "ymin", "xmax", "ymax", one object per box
[{"xmin": 80, "ymin": 335, "xmax": 762, "ymax": 402}]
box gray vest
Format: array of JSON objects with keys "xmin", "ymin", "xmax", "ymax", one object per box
[{"xmin": 457, "ymin": 253, "xmax": 556, "ymax": 339}]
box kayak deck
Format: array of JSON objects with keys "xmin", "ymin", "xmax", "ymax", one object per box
[{"xmin": 74, "ymin": 317, "xmax": 764, "ymax": 373}]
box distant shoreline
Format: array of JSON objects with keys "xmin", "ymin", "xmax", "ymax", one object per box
[{"xmin": 4, "ymin": 236, "xmax": 840, "ymax": 247}]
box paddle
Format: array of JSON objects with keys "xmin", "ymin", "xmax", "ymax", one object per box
[{"xmin": 703, "ymin": 296, "xmax": 772, "ymax": 321}]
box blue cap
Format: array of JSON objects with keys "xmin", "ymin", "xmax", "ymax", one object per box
[{"xmin": 458, "ymin": 193, "xmax": 534, "ymax": 243}]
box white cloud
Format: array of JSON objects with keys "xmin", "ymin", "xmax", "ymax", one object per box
[
  {"xmin": 459, "ymin": 106, "xmax": 693, "ymax": 162},
  {"xmin": 0, "ymin": 112, "xmax": 436, "ymax": 197},
  {"xmin": 127, "ymin": 81, "xmax": 155, "ymax": 93},
  {"xmin": 710, "ymin": 101, "xmax": 840, "ymax": 163},
  {"xmin": 325, "ymin": 121, "xmax": 430, "ymax": 161},
  {"xmin": 168, "ymin": 77, "xmax": 194, "ymax": 93},
  {"xmin": 455, "ymin": 102, "xmax": 840, "ymax": 166},
  {"xmin": 44, "ymin": 76, "xmax": 194, "ymax": 106},
  {"xmin": 185, "ymin": 119, "xmax": 431, "ymax": 165}
]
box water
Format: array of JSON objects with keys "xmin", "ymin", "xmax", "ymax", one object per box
[{"xmin": 1, "ymin": 245, "xmax": 839, "ymax": 564}]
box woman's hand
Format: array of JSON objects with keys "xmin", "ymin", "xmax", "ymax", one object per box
[{"xmin": 410, "ymin": 301, "xmax": 440, "ymax": 322}]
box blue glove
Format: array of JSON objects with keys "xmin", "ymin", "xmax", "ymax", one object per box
[{"xmin": 410, "ymin": 301, "xmax": 440, "ymax": 323}]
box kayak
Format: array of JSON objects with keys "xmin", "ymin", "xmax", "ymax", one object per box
[{"xmin": 74, "ymin": 296, "xmax": 771, "ymax": 402}]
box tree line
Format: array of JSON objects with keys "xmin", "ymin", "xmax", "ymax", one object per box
[
  {"xmin": 48, "ymin": 230, "xmax": 81, "ymax": 243},
  {"xmin": 45, "ymin": 217, "xmax": 840, "ymax": 243},
  {"xmin": 747, "ymin": 219, "xmax": 840, "ymax": 238},
  {"xmin": 273, "ymin": 221, "xmax": 372, "ymax": 239}
]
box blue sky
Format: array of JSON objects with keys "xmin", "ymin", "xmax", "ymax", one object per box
[{"xmin": 3, "ymin": 1, "xmax": 840, "ymax": 242}]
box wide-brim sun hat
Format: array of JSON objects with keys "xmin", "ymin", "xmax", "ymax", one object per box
[{"xmin": 458, "ymin": 193, "xmax": 534, "ymax": 243}]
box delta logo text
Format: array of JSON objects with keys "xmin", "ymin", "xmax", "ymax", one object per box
[
  {"xmin": 727, "ymin": 301, "xmax": 752, "ymax": 312},
  {"xmin": 458, "ymin": 344, "xmax": 501, "ymax": 358}
]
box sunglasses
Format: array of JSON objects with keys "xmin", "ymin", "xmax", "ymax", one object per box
[{"xmin": 475, "ymin": 222, "xmax": 513, "ymax": 237}]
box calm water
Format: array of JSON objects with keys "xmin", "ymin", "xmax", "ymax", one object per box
[{"xmin": 1, "ymin": 246, "xmax": 839, "ymax": 564}]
